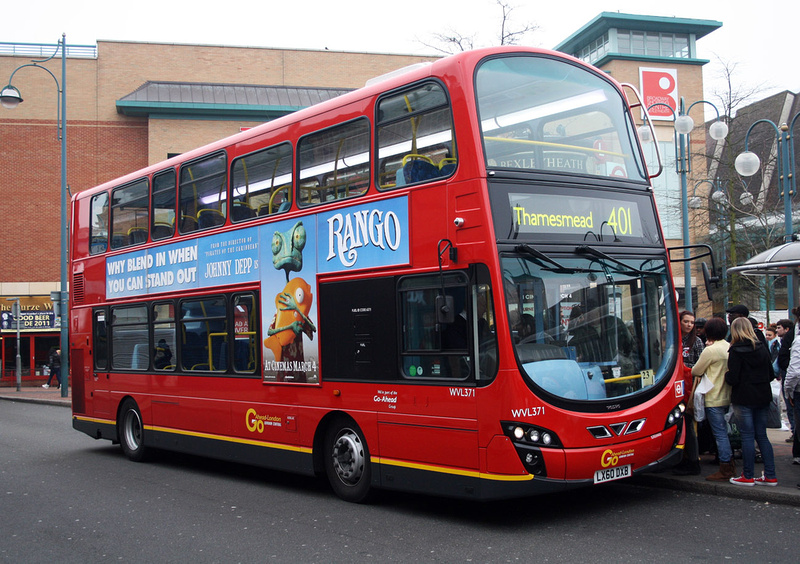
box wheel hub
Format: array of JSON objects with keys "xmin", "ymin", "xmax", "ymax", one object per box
[{"xmin": 331, "ymin": 430, "xmax": 364, "ymax": 484}]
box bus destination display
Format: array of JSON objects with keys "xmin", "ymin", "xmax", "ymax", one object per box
[{"xmin": 510, "ymin": 192, "xmax": 643, "ymax": 239}]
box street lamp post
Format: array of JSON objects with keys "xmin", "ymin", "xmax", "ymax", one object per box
[
  {"xmin": 6, "ymin": 298, "xmax": 22, "ymax": 391},
  {"xmin": 639, "ymin": 97, "xmax": 728, "ymax": 313},
  {"xmin": 735, "ymin": 115, "xmax": 798, "ymax": 311},
  {"xmin": 1, "ymin": 34, "xmax": 69, "ymax": 398}
]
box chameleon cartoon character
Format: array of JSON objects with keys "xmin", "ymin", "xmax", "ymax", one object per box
[
  {"xmin": 264, "ymin": 221, "xmax": 317, "ymax": 381},
  {"xmin": 264, "ymin": 276, "xmax": 316, "ymax": 362},
  {"xmin": 271, "ymin": 221, "xmax": 306, "ymax": 281}
]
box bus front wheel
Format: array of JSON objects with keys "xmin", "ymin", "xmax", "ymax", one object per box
[
  {"xmin": 324, "ymin": 419, "xmax": 372, "ymax": 503},
  {"xmin": 118, "ymin": 398, "xmax": 148, "ymax": 462}
]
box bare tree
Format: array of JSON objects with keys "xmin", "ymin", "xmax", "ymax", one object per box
[
  {"xmin": 418, "ymin": 0, "xmax": 538, "ymax": 55},
  {"xmin": 688, "ymin": 58, "xmax": 793, "ymax": 316},
  {"xmin": 708, "ymin": 55, "xmax": 767, "ymax": 122}
]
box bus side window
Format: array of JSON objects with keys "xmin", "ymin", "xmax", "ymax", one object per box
[
  {"xmin": 151, "ymin": 170, "xmax": 176, "ymax": 241},
  {"xmin": 398, "ymin": 272, "xmax": 470, "ymax": 380},
  {"xmin": 376, "ymin": 81, "xmax": 457, "ymax": 190},
  {"xmin": 89, "ymin": 192, "xmax": 109, "ymax": 255},
  {"xmin": 179, "ymin": 153, "xmax": 227, "ymax": 234},
  {"xmin": 110, "ymin": 179, "xmax": 149, "ymax": 250},
  {"xmin": 153, "ymin": 302, "xmax": 176, "ymax": 371},
  {"xmin": 93, "ymin": 309, "xmax": 108, "ymax": 370},
  {"xmin": 231, "ymin": 142, "xmax": 292, "ymax": 219},
  {"xmin": 180, "ymin": 297, "xmax": 228, "ymax": 372},
  {"xmin": 297, "ymin": 119, "xmax": 370, "ymax": 208},
  {"xmin": 109, "ymin": 304, "xmax": 149, "ymax": 370}
]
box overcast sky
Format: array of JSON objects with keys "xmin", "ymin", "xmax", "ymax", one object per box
[{"xmin": 4, "ymin": 0, "xmax": 797, "ymax": 115}]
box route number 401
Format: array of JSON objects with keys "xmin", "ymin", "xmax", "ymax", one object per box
[{"xmin": 606, "ymin": 206, "xmax": 633, "ymax": 236}]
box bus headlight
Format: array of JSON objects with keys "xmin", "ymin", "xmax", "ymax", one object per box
[
  {"xmin": 503, "ymin": 422, "xmax": 562, "ymax": 448},
  {"xmin": 665, "ymin": 405, "xmax": 683, "ymax": 428},
  {"xmin": 502, "ymin": 422, "xmax": 561, "ymax": 477}
]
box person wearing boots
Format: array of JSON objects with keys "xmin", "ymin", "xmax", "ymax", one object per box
[
  {"xmin": 691, "ymin": 317, "xmax": 734, "ymax": 481},
  {"xmin": 726, "ymin": 317, "xmax": 778, "ymax": 486}
]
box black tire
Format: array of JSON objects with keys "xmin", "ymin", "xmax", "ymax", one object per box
[
  {"xmin": 323, "ymin": 419, "xmax": 373, "ymax": 503},
  {"xmin": 118, "ymin": 398, "xmax": 148, "ymax": 462}
]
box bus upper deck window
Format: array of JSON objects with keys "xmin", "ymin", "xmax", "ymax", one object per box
[
  {"xmin": 231, "ymin": 142, "xmax": 292, "ymax": 219},
  {"xmin": 89, "ymin": 192, "xmax": 109, "ymax": 255},
  {"xmin": 377, "ymin": 82, "xmax": 457, "ymax": 190},
  {"xmin": 297, "ymin": 119, "xmax": 370, "ymax": 207},
  {"xmin": 476, "ymin": 55, "xmax": 647, "ymax": 182},
  {"xmin": 179, "ymin": 153, "xmax": 228, "ymax": 233},
  {"xmin": 110, "ymin": 179, "xmax": 149, "ymax": 250},
  {"xmin": 152, "ymin": 170, "xmax": 176, "ymax": 241}
]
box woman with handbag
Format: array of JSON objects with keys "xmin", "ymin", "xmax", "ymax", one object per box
[
  {"xmin": 691, "ymin": 317, "xmax": 734, "ymax": 481},
  {"xmin": 725, "ymin": 317, "xmax": 778, "ymax": 486}
]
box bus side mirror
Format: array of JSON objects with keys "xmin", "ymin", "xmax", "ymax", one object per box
[
  {"xmin": 436, "ymin": 294, "xmax": 455, "ymax": 324},
  {"xmin": 701, "ymin": 262, "xmax": 720, "ymax": 301}
]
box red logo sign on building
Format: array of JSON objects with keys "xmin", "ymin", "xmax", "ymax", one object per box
[{"xmin": 639, "ymin": 68, "xmax": 678, "ymax": 120}]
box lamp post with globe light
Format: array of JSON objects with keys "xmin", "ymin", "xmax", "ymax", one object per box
[
  {"xmin": 638, "ymin": 97, "xmax": 728, "ymax": 312},
  {"xmin": 0, "ymin": 34, "xmax": 69, "ymax": 397},
  {"xmin": 735, "ymin": 116, "xmax": 798, "ymax": 311},
  {"xmin": 689, "ymin": 179, "xmax": 759, "ymax": 311}
]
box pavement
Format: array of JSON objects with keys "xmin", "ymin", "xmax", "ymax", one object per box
[{"xmin": 3, "ymin": 386, "xmax": 800, "ymax": 506}]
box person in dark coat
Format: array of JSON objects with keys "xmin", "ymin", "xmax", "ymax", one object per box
[{"xmin": 725, "ymin": 317, "xmax": 777, "ymax": 486}]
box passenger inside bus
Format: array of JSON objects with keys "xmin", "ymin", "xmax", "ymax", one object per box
[{"xmin": 153, "ymin": 339, "xmax": 173, "ymax": 369}]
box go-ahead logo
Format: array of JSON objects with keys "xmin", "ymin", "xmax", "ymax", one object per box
[
  {"xmin": 600, "ymin": 448, "xmax": 635, "ymax": 468},
  {"xmin": 245, "ymin": 408, "xmax": 282, "ymax": 433}
]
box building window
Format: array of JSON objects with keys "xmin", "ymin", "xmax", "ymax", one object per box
[
  {"xmin": 577, "ymin": 32, "xmax": 609, "ymax": 64},
  {"xmin": 615, "ymin": 30, "xmax": 691, "ymax": 59}
]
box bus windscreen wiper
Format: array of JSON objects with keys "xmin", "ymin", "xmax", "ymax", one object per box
[
  {"xmin": 575, "ymin": 245, "xmax": 647, "ymax": 275},
  {"xmin": 515, "ymin": 244, "xmax": 568, "ymax": 271}
]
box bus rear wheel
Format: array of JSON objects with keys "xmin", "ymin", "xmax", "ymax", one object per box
[
  {"xmin": 324, "ymin": 419, "xmax": 372, "ymax": 503},
  {"xmin": 118, "ymin": 398, "xmax": 148, "ymax": 462}
]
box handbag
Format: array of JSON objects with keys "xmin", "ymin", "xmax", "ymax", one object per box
[
  {"xmin": 693, "ymin": 374, "xmax": 714, "ymax": 423},
  {"xmin": 767, "ymin": 380, "xmax": 782, "ymax": 429}
]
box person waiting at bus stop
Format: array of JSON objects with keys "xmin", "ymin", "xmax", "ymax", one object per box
[
  {"xmin": 42, "ymin": 347, "xmax": 61, "ymax": 389},
  {"xmin": 691, "ymin": 317, "xmax": 734, "ymax": 481},
  {"xmin": 725, "ymin": 317, "xmax": 778, "ymax": 486},
  {"xmin": 673, "ymin": 311, "xmax": 704, "ymax": 476}
]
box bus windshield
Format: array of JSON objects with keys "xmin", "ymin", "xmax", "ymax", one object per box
[
  {"xmin": 501, "ymin": 252, "xmax": 674, "ymax": 402},
  {"xmin": 476, "ymin": 55, "xmax": 647, "ymax": 181}
]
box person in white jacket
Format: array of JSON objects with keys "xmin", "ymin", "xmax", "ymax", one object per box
[{"xmin": 782, "ymin": 307, "xmax": 800, "ymax": 466}]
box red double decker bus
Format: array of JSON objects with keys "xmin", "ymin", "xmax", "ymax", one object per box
[{"xmin": 71, "ymin": 46, "xmax": 686, "ymax": 502}]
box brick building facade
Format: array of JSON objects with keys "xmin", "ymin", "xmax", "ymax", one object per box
[{"xmin": 0, "ymin": 40, "xmax": 436, "ymax": 381}]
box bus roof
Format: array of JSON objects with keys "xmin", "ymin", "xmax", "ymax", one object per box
[{"xmin": 73, "ymin": 46, "xmax": 610, "ymax": 203}]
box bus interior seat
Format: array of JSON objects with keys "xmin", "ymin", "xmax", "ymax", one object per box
[
  {"xmin": 234, "ymin": 340, "xmax": 252, "ymax": 372},
  {"xmin": 179, "ymin": 215, "xmax": 198, "ymax": 233},
  {"xmin": 439, "ymin": 157, "xmax": 457, "ymax": 176},
  {"xmin": 231, "ymin": 202, "xmax": 256, "ymax": 221},
  {"xmin": 214, "ymin": 342, "xmax": 228, "ymax": 372},
  {"xmin": 111, "ymin": 233, "xmax": 127, "ymax": 248},
  {"xmin": 131, "ymin": 343, "xmax": 149, "ymax": 370},
  {"xmin": 396, "ymin": 155, "xmax": 439, "ymax": 186},
  {"xmin": 127, "ymin": 227, "xmax": 148, "ymax": 244},
  {"xmin": 151, "ymin": 222, "xmax": 174, "ymax": 240},
  {"xmin": 257, "ymin": 201, "xmax": 290, "ymax": 216},
  {"xmin": 90, "ymin": 236, "xmax": 108, "ymax": 254},
  {"xmin": 198, "ymin": 209, "xmax": 226, "ymax": 229}
]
